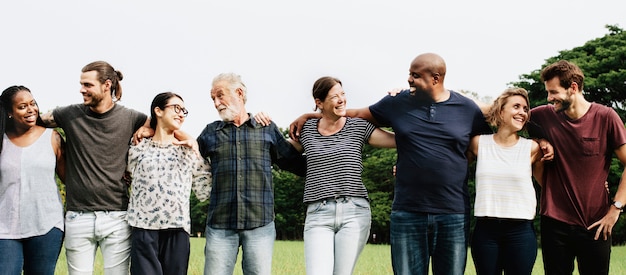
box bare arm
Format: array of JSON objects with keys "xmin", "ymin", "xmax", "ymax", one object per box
[
  {"xmin": 289, "ymin": 113, "xmax": 321, "ymax": 140},
  {"xmin": 40, "ymin": 111, "xmax": 58, "ymax": 128},
  {"xmin": 588, "ymin": 144, "xmax": 626, "ymax": 240},
  {"xmin": 287, "ymin": 138, "xmax": 303, "ymax": 153},
  {"xmin": 51, "ymin": 129, "xmax": 66, "ymax": 183},
  {"xmin": 530, "ymin": 139, "xmax": 544, "ymax": 187},
  {"xmin": 367, "ymin": 128, "xmax": 395, "ymax": 148},
  {"xmin": 466, "ymin": 135, "xmax": 479, "ymax": 164},
  {"xmin": 132, "ymin": 118, "xmax": 154, "ymax": 145}
]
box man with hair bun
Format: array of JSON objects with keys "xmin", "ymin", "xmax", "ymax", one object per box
[{"xmin": 42, "ymin": 61, "xmax": 149, "ymax": 275}]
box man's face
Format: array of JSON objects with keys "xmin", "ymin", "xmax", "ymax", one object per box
[
  {"xmin": 211, "ymin": 81, "xmax": 242, "ymax": 121},
  {"xmin": 545, "ymin": 77, "xmax": 573, "ymax": 112},
  {"xmin": 80, "ymin": 70, "xmax": 108, "ymax": 107},
  {"xmin": 407, "ymin": 62, "xmax": 433, "ymax": 96}
]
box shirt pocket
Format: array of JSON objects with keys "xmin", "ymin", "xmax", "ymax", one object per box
[{"xmin": 581, "ymin": 137, "xmax": 600, "ymax": 156}]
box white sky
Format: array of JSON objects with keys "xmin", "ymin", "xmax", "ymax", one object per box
[{"xmin": 1, "ymin": 0, "xmax": 625, "ymax": 137}]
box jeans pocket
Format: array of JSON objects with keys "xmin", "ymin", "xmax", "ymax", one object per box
[
  {"xmin": 306, "ymin": 201, "xmax": 327, "ymax": 214},
  {"xmin": 65, "ymin": 211, "xmax": 79, "ymax": 221},
  {"xmin": 106, "ymin": 211, "xmax": 127, "ymax": 220},
  {"xmin": 349, "ymin": 197, "xmax": 371, "ymax": 210}
]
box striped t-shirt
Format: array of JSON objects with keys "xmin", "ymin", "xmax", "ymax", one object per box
[{"xmin": 299, "ymin": 117, "xmax": 375, "ymax": 203}]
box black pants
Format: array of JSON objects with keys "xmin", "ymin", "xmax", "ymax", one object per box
[
  {"xmin": 541, "ymin": 216, "xmax": 611, "ymax": 275},
  {"xmin": 471, "ymin": 218, "xmax": 537, "ymax": 275},
  {"xmin": 130, "ymin": 227, "xmax": 190, "ymax": 275}
]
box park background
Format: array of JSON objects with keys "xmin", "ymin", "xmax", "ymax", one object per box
[{"xmin": 2, "ymin": 0, "xmax": 625, "ymax": 274}]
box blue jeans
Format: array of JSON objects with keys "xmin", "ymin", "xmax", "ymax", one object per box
[
  {"xmin": 64, "ymin": 211, "xmax": 131, "ymax": 275},
  {"xmin": 0, "ymin": 227, "xmax": 63, "ymax": 275},
  {"xmin": 390, "ymin": 211, "xmax": 468, "ymax": 275},
  {"xmin": 303, "ymin": 196, "xmax": 371, "ymax": 275},
  {"xmin": 541, "ymin": 215, "xmax": 611, "ymax": 275},
  {"xmin": 204, "ymin": 221, "xmax": 275, "ymax": 275},
  {"xmin": 470, "ymin": 218, "xmax": 537, "ymax": 275}
]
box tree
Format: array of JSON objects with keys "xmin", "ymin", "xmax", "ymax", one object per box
[{"xmin": 513, "ymin": 24, "xmax": 626, "ymax": 119}]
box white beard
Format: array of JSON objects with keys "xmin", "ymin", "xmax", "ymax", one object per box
[{"xmin": 219, "ymin": 104, "xmax": 240, "ymax": 121}]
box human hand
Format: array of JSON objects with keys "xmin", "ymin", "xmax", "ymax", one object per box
[
  {"xmin": 173, "ymin": 139, "xmax": 200, "ymax": 156},
  {"xmin": 133, "ymin": 126, "xmax": 155, "ymax": 145},
  {"xmin": 387, "ymin": 88, "xmax": 404, "ymax": 97},
  {"xmin": 538, "ymin": 139, "xmax": 554, "ymax": 161},
  {"xmin": 289, "ymin": 115, "xmax": 309, "ymax": 141},
  {"xmin": 587, "ymin": 208, "xmax": 621, "ymax": 240},
  {"xmin": 254, "ymin": 111, "xmax": 272, "ymax": 126}
]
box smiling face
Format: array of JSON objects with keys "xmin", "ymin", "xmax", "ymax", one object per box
[
  {"xmin": 156, "ymin": 96, "xmax": 186, "ymax": 131},
  {"xmin": 10, "ymin": 90, "xmax": 40, "ymax": 131},
  {"xmin": 316, "ymin": 83, "xmax": 346, "ymax": 119},
  {"xmin": 545, "ymin": 77, "xmax": 574, "ymax": 112},
  {"xmin": 80, "ymin": 70, "xmax": 110, "ymax": 108},
  {"xmin": 211, "ymin": 80, "xmax": 244, "ymax": 122},
  {"xmin": 498, "ymin": 95, "xmax": 529, "ymax": 132}
]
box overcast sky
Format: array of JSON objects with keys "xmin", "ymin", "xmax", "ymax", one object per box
[{"xmin": 1, "ymin": 0, "xmax": 625, "ymax": 137}]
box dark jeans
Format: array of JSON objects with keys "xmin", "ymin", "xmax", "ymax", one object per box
[
  {"xmin": 130, "ymin": 227, "xmax": 190, "ymax": 275},
  {"xmin": 471, "ymin": 218, "xmax": 537, "ymax": 275},
  {"xmin": 0, "ymin": 227, "xmax": 63, "ymax": 275},
  {"xmin": 541, "ymin": 216, "xmax": 611, "ymax": 275},
  {"xmin": 390, "ymin": 211, "xmax": 468, "ymax": 275}
]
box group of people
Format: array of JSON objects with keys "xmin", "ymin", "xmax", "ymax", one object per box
[{"xmin": 0, "ymin": 53, "xmax": 624, "ymax": 275}]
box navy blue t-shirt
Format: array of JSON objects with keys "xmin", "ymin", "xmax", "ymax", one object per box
[{"xmin": 370, "ymin": 90, "xmax": 491, "ymax": 214}]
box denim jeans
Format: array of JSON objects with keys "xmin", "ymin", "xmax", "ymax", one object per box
[
  {"xmin": 0, "ymin": 227, "xmax": 63, "ymax": 275},
  {"xmin": 204, "ymin": 221, "xmax": 275, "ymax": 275},
  {"xmin": 64, "ymin": 211, "xmax": 131, "ymax": 275},
  {"xmin": 541, "ymin": 216, "xmax": 611, "ymax": 275},
  {"xmin": 470, "ymin": 218, "xmax": 537, "ymax": 275},
  {"xmin": 303, "ymin": 196, "xmax": 371, "ymax": 275},
  {"xmin": 390, "ymin": 211, "xmax": 468, "ymax": 275}
]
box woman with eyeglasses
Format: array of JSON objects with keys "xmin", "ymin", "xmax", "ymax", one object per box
[
  {"xmin": 0, "ymin": 85, "xmax": 65, "ymax": 275},
  {"xmin": 125, "ymin": 92, "xmax": 211, "ymax": 275}
]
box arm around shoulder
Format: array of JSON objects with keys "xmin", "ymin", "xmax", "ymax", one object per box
[
  {"xmin": 368, "ymin": 128, "xmax": 395, "ymax": 148},
  {"xmin": 40, "ymin": 111, "xmax": 58, "ymax": 128},
  {"xmin": 52, "ymin": 129, "xmax": 65, "ymax": 183}
]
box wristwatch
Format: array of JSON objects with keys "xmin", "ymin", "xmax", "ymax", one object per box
[{"xmin": 613, "ymin": 201, "xmax": 624, "ymax": 212}]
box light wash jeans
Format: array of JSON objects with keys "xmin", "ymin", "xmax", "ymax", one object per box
[
  {"xmin": 390, "ymin": 211, "xmax": 468, "ymax": 275},
  {"xmin": 304, "ymin": 196, "xmax": 371, "ymax": 275},
  {"xmin": 64, "ymin": 211, "xmax": 131, "ymax": 275},
  {"xmin": 204, "ymin": 221, "xmax": 275, "ymax": 275}
]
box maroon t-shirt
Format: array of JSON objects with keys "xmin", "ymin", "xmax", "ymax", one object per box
[{"xmin": 530, "ymin": 103, "xmax": 626, "ymax": 228}]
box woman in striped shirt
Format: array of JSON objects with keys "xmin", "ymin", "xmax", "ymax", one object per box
[{"xmin": 289, "ymin": 76, "xmax": 396, "ymax": 275}]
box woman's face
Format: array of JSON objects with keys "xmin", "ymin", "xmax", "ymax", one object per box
[
  {"xmin": 157, "ymin": 97, "xmax": 187, "ymax": 131},
  {"xmin": 10, "ymin": 90, "xmax": 39, "ymax": 129},
  {"xmin": 499, "ymin": 95, "xmax": 529, "ymax": 131},
  {"xmin": 317, "ymin": 83, "xmax": 346, "ymax": 118}
]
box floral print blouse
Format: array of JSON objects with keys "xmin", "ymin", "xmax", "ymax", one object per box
[{"xmin": 126, "ymin": 138, "xmax": 211, "ymax": 234}]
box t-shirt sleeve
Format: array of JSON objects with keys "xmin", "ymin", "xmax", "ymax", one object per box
[
  {"xmin": 607, "ymin": 107, "xmax": 626, "ymax": 149},
  {"xmin": 369, "ymin": 94, "xmax": 397, "ymax": 127}
]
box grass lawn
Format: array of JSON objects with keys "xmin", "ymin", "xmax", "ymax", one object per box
[{"xmin": 55, "ymin": 239, "xmax": 626, "ymax": 274}]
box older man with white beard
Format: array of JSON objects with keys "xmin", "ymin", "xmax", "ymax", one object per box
[{"xmin": 196, "ymin": 72, "xmax": 306, "ymax": 275}]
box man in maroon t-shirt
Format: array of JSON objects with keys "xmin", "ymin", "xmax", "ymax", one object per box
[{"xmin": 528, "ymin": 60, "xmax": 626, "ymax": 275}]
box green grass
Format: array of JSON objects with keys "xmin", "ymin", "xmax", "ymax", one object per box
[{"xmin": 55, "ymin": 239, "xmax": 626, "ymax": 274}]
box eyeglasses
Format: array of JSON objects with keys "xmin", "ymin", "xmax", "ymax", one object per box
[{"xmin": 163, "ymin": 104, "xmax": 189, "ymax": 117}]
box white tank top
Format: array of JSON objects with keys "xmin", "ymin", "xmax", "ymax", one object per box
[
  {"xmin": 0, "ymin": 129, "xmax": 64, "ymax": 238},
  {"xmin": 474, "ymin": 134, "xmax": 537, "ymax": 220}
]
